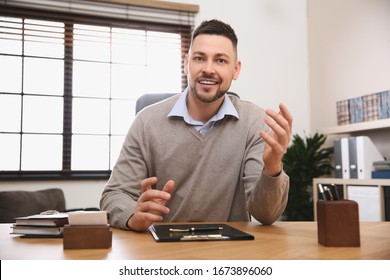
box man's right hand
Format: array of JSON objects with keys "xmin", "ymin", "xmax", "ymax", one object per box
[{"xmin": 127, "ymin": 177, "xmax": 174, "ymax": 232}]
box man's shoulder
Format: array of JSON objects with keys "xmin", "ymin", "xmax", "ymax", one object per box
[
  {"xmin": 137, "ymin": 94, "xmax": 180, "ymax": 119},
  {"xmin": 228, "ymin": 94, "xmax": 266, "ymax": 118}
]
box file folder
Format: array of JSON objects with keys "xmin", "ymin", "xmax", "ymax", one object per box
[
  {"xmin": 349, "ymin": 137, "xmax": 358, "ymax": 178},
  {"xmin": 341, "ymin": 137, "xmax": 350, "ymax": 179},
  {"xmin": 334, "ymin": 139, "xmax": 343, "ymax": 178},
  {"xmin": 334, "ymin": 138, "xmax": 350, "ymax": 179},
  {"xmin": 355, "ymin": 136, "xmax": 383, "ymax": 179}
]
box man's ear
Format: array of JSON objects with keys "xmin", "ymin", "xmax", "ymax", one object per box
[
  {"xmin": 184, "ymin": 54, "xmax": 189, "ymax": 75},
  {"xmin": 233, "ymin": 59, "xmax": 241, "ymax": 80}
]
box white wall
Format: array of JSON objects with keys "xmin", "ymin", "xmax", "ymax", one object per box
[
  {"xmin": 0, "ymin": 0, "xmax": 310, "ymax": 207},
  {"xmin": 308, "ymin": 0, "xmax": 390, "ymax": 158},
  {"xmin": 180, "ymin": 0, "xmax": 310, "ymax": 136},
  {"xmin": 308, "ymin": 0, "xmax": 390, "ymax": 129}
]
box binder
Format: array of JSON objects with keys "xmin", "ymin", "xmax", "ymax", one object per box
[
  {"xmin": 334, "ymin": 138, "xmax": 350, "ymax": 179},
  {"xmin": 355, "ymin": 136, "xmax": 384, "ymax": 179},
  {"xmin": 349, "ymin": 137, "xmax": 358, "ymax": 178},
  {"xmin": 340, "ymin": 138, "xmax": 350, "ymax": 179},
  {"xmin": 334, "ymin": 139, "xmax": 345, "ymax": 178}
]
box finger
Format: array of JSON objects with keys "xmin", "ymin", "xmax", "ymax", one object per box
[
  {"xmin": 278, "ymin": 103, "xmax": 293, "ymax": 137},
  {"xmin": 140, "ymin": 177, "xmax": 157, "ymax": 193},
  {"xmin": 279, "ymin": 103, "xmax": 293, "ymax": 128},
  {"xmin": 162, "ymin": 180, "xmax": 175, "ymax": 194},
  {"xmin": 264, "ymin": 115, "xmax": 288, "ymax": 145},
  {"xmin": 137, "ymin": 200, "xmax": 170, "ymax": 215},
  {"xmin": 260, "ymin": 130, "xmax": 284, "ymax": 154},
  {"xmin": 265, "ymin": 108, "xmax": 290, "ymax": 133},
  {"xmin": 139, "ymin": 188, "xmax": 171, "ymax": 203}
]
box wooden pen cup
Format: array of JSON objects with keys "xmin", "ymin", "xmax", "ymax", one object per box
[{"xmin": 317, "ymin": 200, "xmax": 360, "ymax": 247}]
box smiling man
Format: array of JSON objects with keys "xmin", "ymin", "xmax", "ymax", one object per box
[{"xmin": 100, "ymin": 19, "xmax": 293, "ymax": 231}]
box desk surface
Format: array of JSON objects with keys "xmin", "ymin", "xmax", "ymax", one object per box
[{"xmin": 1, "ymin": 222, "xmax": 389, "ymax": 260}]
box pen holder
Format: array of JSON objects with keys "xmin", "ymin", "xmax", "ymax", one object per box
[
  {"xmin": 63, "ymin": 225, "xmax": 112, "ymax": 249},
  {"xmin": 317, "ymin": 200, "xmax": 360, "ymax": 247}
]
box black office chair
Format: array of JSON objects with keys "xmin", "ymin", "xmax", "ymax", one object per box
[{"xmin": 135, "ymin": 92, "xmax": 239, "ymax": 115}]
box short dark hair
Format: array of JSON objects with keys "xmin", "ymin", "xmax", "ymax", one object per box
[{"xmin": 191, "ymin": 19, "xmax": 238, "ymax": 53}]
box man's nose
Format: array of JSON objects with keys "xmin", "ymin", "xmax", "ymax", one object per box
[{"xmin": 202, "ymin": 60, "xmax": 215, "ymax": 74}]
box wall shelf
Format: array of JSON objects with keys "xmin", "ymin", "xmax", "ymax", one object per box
[{"xmin": 320, "ymin": 118, "xmax": 390, "ymax": 135}]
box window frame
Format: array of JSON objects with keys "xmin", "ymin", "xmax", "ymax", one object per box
[{"xmin": 0, "ymin": 6, "xmax": 191, "ymax": 180}]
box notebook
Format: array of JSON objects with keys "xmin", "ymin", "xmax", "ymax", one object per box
[{"xmin": 149, "ymin": 223, "xmax": 254, "ymax": 242}]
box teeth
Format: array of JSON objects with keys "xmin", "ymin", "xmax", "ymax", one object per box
[{"xmin": 200, "ymin": 80, "xmax": 216, "ymax": 85}]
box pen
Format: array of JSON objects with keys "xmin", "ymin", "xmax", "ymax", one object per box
[
  {"xmin": 181, "ymin": 234, "xmax": 228, "ymax": 240},
  {"xmin": 323, "ymin": 186, "xmax": 333, "ymax": 200},
  {"xmin": 318, "ymin": 184, "xmax": 327, "ymax": 200},
  {"xmin": 169, "ymin": 226, "xmax": 223, "ymax": 232},
  {"xmin": 331, "ymin": 184, "xmax": 340, "ymax": 200}
]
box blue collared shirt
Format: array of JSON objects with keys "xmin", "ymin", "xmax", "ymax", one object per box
[{"xmin": 168, "ymin": 88, "xmax": 239, "ymax": 135}]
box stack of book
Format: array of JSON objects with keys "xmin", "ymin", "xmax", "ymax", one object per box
[
  {"xmin": 11, "ymin": 213, "xmax": 69, "ymax": 237},
  {"xmin": 372, "ymin": 160, "xmax": 390, "ymax": 179},
  {"xmin": 336, "ymin": 90, "xmax": 390, "ymax": 125}
]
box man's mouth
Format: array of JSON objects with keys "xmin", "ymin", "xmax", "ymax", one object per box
[{"xmin": 198, "ymin": 79, "xmax": 218, "ymax": 86}]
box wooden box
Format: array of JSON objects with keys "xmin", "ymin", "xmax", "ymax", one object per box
[
  {"xmin": 317, "ymin": 200, "xmax": 360, "ymax": 247},
  {"xmin": 63, "ymin": 225, "xmax": 112, "ymax": 249}
]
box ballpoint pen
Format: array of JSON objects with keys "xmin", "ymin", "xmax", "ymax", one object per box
[
  {"xmin": 169, "ymin": 226, "xmax": 223, "ymax": 232},
  {"xmin": 330, "ymin": 184, "xmax": 340, "ymax": 200},
  {"xmin": 181, "ymin": 234, "xmax": 228, "ymax": 240},
  {"xmin": 318, "ymin": 184, "xmax": 327, "ymax": 200},
  {"xmin": 323, "ymin": 186, "xmax": 333, "ymax": 200}
]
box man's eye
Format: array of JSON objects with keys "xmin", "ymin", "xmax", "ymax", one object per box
[
  {"xmin": 194, "ymin": 56, "xmax": 204, "ymax": 61},
  {"xmin": 217, "ymin": 59, "xmax": 226, "ymax": 63}
]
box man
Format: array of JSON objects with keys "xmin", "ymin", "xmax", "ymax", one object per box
[{"xmin": 100, "ymin": 19, "xmax": 292, "ymax": 231}]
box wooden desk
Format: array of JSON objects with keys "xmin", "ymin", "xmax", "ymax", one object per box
[{"xmin": 1, "ymin": 222, "xmax": 389, "ymax": 260}]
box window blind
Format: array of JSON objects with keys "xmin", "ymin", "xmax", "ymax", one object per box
[
  {"xmin": 0, "ymin": 0, "xmax": 195, "ymax": 179},
  {"xmin": 0, "ymin": 0, "xmax": 197, "ymax": 25}
]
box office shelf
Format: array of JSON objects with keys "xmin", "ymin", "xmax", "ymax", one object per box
[
  {"xmin": 313, "ymin": 178, "xmax": 390, "ymax": 221},
  {"xmin": 320, "ymin": 118, "xmax": 390, "ymax": 135}
]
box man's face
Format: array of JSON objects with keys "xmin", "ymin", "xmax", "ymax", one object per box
[{"xmin": 184, "ymin": 34, "xmax": 241, "ymax": 103}]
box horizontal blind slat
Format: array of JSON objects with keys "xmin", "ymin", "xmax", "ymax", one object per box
[{"xmin": 1, "ymin": 0, "xmax": 195, "ymax": 26}]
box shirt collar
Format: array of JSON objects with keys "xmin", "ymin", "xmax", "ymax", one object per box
[{"xmin": 168, "ymin": 87, "xmax": 239, "ymax": 123}]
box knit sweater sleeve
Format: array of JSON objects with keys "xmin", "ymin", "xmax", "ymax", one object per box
[
  {"xmin": 100, "ymin": 114, "xmax": 149, "ymax": 230},
  {"xmin": 241, "ymin": 106, "xmax": 289, "ymax": 225}
]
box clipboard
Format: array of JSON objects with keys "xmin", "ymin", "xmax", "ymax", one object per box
[{"xmin": 149, "ymin": 223, "xmax": 254, "ymax": 242}]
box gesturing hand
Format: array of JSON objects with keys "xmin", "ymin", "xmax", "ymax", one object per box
[
  {"xmin": 260, "ymin": 103, "xmax": 293, "ymax": 177},
  {"xmin": 127, "ymin": 177, "xmax": 174, "ymax": 232}
]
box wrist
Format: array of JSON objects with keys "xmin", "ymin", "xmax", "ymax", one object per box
[{"xmin": 264, "ymin": 164, "xmax": 282, "ymax": 177}]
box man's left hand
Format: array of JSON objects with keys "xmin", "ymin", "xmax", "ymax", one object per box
[{"xmin": 260, "ymin": 103, "xmax": 293, "ymax": 177}]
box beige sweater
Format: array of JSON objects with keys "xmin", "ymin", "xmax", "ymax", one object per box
[{"xmin": 100, "ymin": 94, "xmax": 289, "ymax": 230}]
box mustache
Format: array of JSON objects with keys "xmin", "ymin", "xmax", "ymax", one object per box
[{"xmin": 197, "ymin": 73, "xmax": 218, "ymax": 80}]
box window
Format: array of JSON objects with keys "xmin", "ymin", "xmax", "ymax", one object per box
[{"xmin": 0, "ymin": 2, "xmax": 194, "ymax": 179}]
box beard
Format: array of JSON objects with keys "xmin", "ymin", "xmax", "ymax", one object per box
[{"xmin": 189, "ymin": 79, "xmax": 226, "ymax": 103}]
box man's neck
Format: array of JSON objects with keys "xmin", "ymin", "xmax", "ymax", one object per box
[{"xmin": 187, "ymin": 92, "xmax": 224, "ymax": 123}]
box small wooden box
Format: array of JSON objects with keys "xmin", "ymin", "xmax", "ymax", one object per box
[
  {"xmin": 63, "ymin": 225, "xmax": 112, "ymax": 249},
  {"xmin": 317, "ymin": 200, "xmax": 360, "ymax": 247}
]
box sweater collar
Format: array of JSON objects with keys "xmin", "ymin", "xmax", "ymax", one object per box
[{"xmin": 168, "ymin": 87, "xmax": 239, "ymax": 123}]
